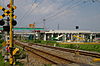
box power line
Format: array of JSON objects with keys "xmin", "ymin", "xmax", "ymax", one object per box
[
  {"xmin": 28, "ymin": 0, "xmax": 44, "ymax": 23},
  {"xmin": 36, "ymin": 0, "xmax": 75, "ymax": 25},
  {"xmin": 41, "ymin": 0, "xmax": 88, "ymax": 25},
  {"xmin": 21, "ymin": 0, "xmax": 45, "ymax": 26},
  {"xmin": 19, "ymin": 0, "xmax": 38, "ymax": 22},
  {"xmin": 45, "ymin": 0, "xmax": 82, "ymax": 20},
  {"xmin": 45, "ymin": 0, "xmax": 93, "ymax": 23},
  {"xmin": 39, "ymin": 0, "xmax": 74, "ymax": 20}
]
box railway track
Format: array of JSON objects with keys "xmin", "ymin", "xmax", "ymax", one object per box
[
  {"xmin": 14, "ymin": 40, "xmax": 100, "ymax": 65},
  {"xmin": 35, "ymin": 44, "xmax": 100, "ymax": 58},
  {"xmin": 15, "ymin": 41, "xmax": 79, "ymax": 64},
  {"xmin": 28, "ymin": 43, "xmax": 100, "ymax": 58}
]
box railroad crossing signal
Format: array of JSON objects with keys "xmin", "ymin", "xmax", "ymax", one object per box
[
  {"xmin": 0, "ymin": 6, "xmax": 17, "ymax": 19},
  {"xmin": 0, "ymin": 19, "xmax": 17, "ymax": 32},
  {"xmin": 0, "ymin": 3, "xmax": 17, "ymax": 65}
]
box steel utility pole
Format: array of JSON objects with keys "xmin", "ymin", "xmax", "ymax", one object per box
[
  {"xmin": 9, "ymin": 0, "xmax": 14, "ymax": 65},
  {"xmin": 43, "ymin": 19, "xmax": 46, "ymax": 30},
  {"xmin": 58, "ymin": 24, "xmax": 59, "ymax": 30}
]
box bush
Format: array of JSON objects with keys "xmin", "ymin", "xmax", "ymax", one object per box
[{"xmin": 0, "ymin": 40, "xmax": 4, "ymax": 43}]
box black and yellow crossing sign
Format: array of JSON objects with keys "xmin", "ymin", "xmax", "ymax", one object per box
[
  {"xmin": 0, "ymin": 6, "xmax": 5, "ymax": 19},
  {"xmin": 0, "ymin": 6, "xmax": 17, "ymax": 19}
]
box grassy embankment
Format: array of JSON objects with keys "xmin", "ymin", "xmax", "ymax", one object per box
[
  {"xmin": 0, "ymin": 39, "xmax": 24, "ymax": 66},
  {"xmin": 21, "ymin": 40, "xmax": 100, "ymax": 53},
  {"xmin": 0, "ymin": 40, "xmax": 10, "ymax": 66}
]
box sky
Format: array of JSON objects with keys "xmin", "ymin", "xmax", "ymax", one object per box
[{"xmin": 0, "ymin": 0, "xmax": 100, "ymax": 32}]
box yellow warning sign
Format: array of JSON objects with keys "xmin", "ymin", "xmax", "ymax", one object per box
[{"xmin": 13, "ymin": 48, "xmax": 19, "ymax": 55}]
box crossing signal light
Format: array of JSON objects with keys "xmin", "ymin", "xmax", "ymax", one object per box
[
  {"xmin": 3, "ymin": 26, "xmax": 10, "ymax": 32},
  {"xmin": 0, "ymin": 19, "xmax": 5, "ymax": 26},
  {"xmin": 0, "ymin": 19, "xmax": 17, "ymax": 26},
  {"xmin": 7, "ymin": 4, "xmax": 10, "ymax": 8},
  {"xmin": 12, "ymin": 19, "xmax": 17, "ymax": 26},
  {"xmin": 7, "ymin": 4, "xmax": 17, "ymax": 9}
]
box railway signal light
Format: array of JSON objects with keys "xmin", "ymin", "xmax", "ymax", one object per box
[
  {"xmin": 7, "ymin": 4, "xmax": 17, "ymax": 10},
  {"xmin": 0, "ymin": 19, "xmax": 17, "ymax": 26},
  {"xmin": 3, "ymin": 26, "xmax": 10, "ymax": 32},
  {"xmin": 12, "ymin": 19, "xmax": 17, "ymax": 26},
  {"xmin": 0, "ymin": 19, "xmax": 5, "ymax": 26},
  {"xmin": 7, "ymin": 4, "xmax": 10, "ymax": 8},
  {"xmin": 76, "ymin": 26, "xmax": 79, "ymax": 29}
]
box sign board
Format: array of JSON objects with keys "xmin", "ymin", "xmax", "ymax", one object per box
[
  {"xmin": 13, "ymin": 48, "xmax": 19, "ymax": 55},
  {"xmin": 29, "ymin": 24, "xmax": 35, "ymax": 28}
]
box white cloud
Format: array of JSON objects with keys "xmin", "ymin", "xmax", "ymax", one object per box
[{"xmin": 2, "ymin": 0, "xmax": 99, "ymax": 31}]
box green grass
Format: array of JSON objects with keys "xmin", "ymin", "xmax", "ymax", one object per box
[
  {"xmin": 0, "ymin": 40, "xmax": 4, "ymax": 48},
  {"xmin": 0, "ymin": 54, "xmax": 10, "ymax": 66},
  {"xmin": 57, "ymin": 44, "xmax": 100, "ymax": 52},
  {"xmin": 0, "ymin": 53, "xmax": 24, "ymax": 66},
  {"xmin": 0, "ymin": 44, "xmax": 2, "ymax": 48},
  {"xmin": 0, "ymin": 42, "xmax": 24, "ymax": 66},
  {"xmin": 20, "ymin": 39, "xmax": 100, "ymax": 52},
  {"xmin": 21, "ymin": 39, "xmax": 58, "ymax": 45}
]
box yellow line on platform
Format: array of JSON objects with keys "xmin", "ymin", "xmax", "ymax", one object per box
[{"xmin": 59, "ymin": 42, "xmax": 100, "ymax": 44}]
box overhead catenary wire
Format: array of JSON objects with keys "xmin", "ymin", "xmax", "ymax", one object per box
[
  {"xmin": 28, "ymin": 0, "xmax": 58, "ymax": 24},
  {"xmin": 36, "ymin": 0, "xmax": 83, "ymax": 29},
  {"xmin": 38, "ymin": 0, "xmax": 75, "ymax": 20},
  {"xmin": 44, "ymin": 0, "xmax": 82, "ymax": 20},
  {"xmin": 36, "ymin": 0, "xmax": 83, "ymax": 25},
  {"xmin": 36, "ymin": 0, "xmax": 75, "ymax": 25},
  {"xmin": 29, "ymin": 0, "xmax": 44, "ymax": 23},
  {"xmin": 44, "ymin": 0, "xmax": 97, "ymax": 24},
  {"xmin": 45, "ymin": 0, "xmax": 89, "ymax": 22},
  {"xmin": 19, "ymin": 0, "xmax": 38, "ymax": 22}
]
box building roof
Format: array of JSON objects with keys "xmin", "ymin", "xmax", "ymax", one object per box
[{"xmin": 44, "ymin": 30, "xmax": 92, "ymax": 33}]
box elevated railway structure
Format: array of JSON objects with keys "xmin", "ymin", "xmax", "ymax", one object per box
[
  {"xmin": 41, "ymin": 30, "xmax": 100, "ymax": 42},
  {"xmin": 14, "ymin": 40, "xmax": 100, "ymax": 65},
  {"xmin": 12, "ymin": 30, "xmax": 100, "ymax": 44}
]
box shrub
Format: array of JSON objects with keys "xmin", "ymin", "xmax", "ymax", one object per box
[{"xmin": 0, "ymin": 40, "xmax": 4, "ymax": 43}]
